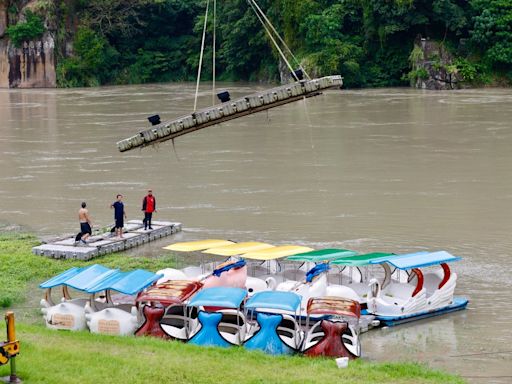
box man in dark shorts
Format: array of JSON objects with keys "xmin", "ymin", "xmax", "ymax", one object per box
[
  {"xmin": 78, "ymin": 202, "xmax": 92, "ymax": 245},
  {"xmin": 110, "ymin": 194, "xmax": 126, "ymax": 238},
  {"xmin": 142, "ymin": 189, "xmax": 156, "ymax": 230}
]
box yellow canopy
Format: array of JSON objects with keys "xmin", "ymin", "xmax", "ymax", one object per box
[
  {"xmin": 242, "ymin": 245, "xmax": 314, "ymax": 260},
  {"xmin": 163, "ymin": 239, "xmax": 235, "ymax": 252},
  {"xmin": 202, "ymin": 242, "xmax": 275, "ymax": 256}
]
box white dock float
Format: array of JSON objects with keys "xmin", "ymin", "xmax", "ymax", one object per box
[
  {"xmin": 32, "ymin": 220, "xmax": 182, "ymax": 260},
  {"xmin": 117, "ymin": 75, "xmax": 343, "ymax": 152}
]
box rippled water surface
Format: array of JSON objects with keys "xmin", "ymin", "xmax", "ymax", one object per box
[{"xmin": 1, "ymin": 84, "xmax": 511, "ymax": 382}]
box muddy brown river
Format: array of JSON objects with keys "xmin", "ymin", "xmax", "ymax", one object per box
[{"xmin": 0, "ymin": 84, "xmax": 511, "ymax": 383}]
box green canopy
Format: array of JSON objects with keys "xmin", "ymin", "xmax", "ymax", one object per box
[
  {"xmin": 331, "ymin": 252, "xmax": 395, "ymax": 267},
  {"xmin": 287, "ymin": 248, "xmax": 357, "ymax": 262}
]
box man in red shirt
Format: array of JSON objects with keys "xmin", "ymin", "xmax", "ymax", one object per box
[{"xmin": 142, "ymin": 189, "xmax": 156, "ymax": 230}]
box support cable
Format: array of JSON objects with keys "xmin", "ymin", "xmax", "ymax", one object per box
[
  {"xmin": 247, "ymin": 0, "xmax": 296, "ymax": 78},
  {"xmin": 248, "ymin": 0, "xmax": 311, "ymax": 80},
  {"xmin": 212, "ymin": 0, "xmax": 216, "ymax": 106},
  {"xmin": 194, "ymin": 0, "xmax": 210, "ymax": 111}
]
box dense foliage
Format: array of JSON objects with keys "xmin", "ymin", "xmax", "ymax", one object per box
[
  {"xmin": 5, "ymin": 10, "xmax": 45, "ymax": 48},
  {"xmin": 50, "ymin": 0, "xmax": 512, "ymax": 87}
]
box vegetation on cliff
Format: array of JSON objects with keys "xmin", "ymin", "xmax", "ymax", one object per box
[{"xmin": 4, "ymin": 0, "xmax": 512, "ymax": 87}]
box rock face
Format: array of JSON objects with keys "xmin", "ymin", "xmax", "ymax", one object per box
[
  {"xmin": 0, "ymin": 1, "xmax": 56, "ymax": 88},
  {"xmin": 410, "ymin": 38, "xmax": 463, "ymax": 90}
]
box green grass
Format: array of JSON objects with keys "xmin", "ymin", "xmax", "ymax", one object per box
[
  {"xmin": 0, "ymin": 232, "xmax": 466, "ymax": 383},
  {"xmin": 0, "ymin": 232, "xmax": 177, "ymax": 308},
  {"xmin": 0, "ymin": 324, "xmax": 465, "ymax": 384}
]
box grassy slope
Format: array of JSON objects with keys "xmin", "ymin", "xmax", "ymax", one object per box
[
  {"xmin": 0, "ymin": 232, "xmax": 465, "ymax": 383},
  {"xmin": 0, "ymin": 324, "xmax": 465, "ymax": 384},
  {"xmin": 0, "ymin": 233, "xmax": 177, "ymax": 308}
]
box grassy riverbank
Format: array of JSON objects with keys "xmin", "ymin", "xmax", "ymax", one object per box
[
  {"xmin": 0, "ymin": 324, "xmax": 465, "ymax": 384},
  {"xmin": 0, "ymin": 232, "xmax": 466, "ymax": 383}
]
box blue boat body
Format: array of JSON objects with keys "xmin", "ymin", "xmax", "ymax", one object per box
[
  {"xmin": 375, "ymin": 296, "xmax": 469, "ymax": 326},
  {"xmin": 188, "ymin": 311, "xmax": 232, "ymax": 348},
  {"xmin": 244, "ymin": 313, "xmax": 294, "ymax": 355}
]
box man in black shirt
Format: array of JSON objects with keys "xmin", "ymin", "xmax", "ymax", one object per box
[{"xmin": 110, "ymin": 194, "xmax": 126, "ymax": 238}]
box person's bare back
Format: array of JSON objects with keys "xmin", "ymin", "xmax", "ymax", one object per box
[{"xmin": 78, "ymin": 208, "xmax": 90, "ymax": 223}]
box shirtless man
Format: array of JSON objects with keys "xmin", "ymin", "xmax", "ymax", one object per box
[{"xmin": 78, "ymin": 202, "xmax": 92, "ymax": 244}]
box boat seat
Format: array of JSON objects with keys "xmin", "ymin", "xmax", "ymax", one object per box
[
  {"xmin": 423, "ymin": 271, "xmax": 444, "ymax": 296},
  {"xmin": 382, "ymin": 282, "xmax": 416, "ymax": 301},
  {"xmin": 160, "ymin": 305, "xmax": 198, "ymax": 340},
  {"xmin": 216, "ymin": 309, "xmax": 246, "ymax": 345}
]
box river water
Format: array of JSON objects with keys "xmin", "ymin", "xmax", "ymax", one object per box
[{"xmin": 0, "ymin": 84, "xmax": 511, "ymax": 382}]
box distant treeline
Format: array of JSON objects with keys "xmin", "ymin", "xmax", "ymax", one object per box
[{"xmin": 9, "ymin": 0, "xmax": 511, "ymax": 87}]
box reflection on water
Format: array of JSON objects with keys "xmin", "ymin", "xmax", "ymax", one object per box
[{"xmin": 1, "ymin": 85, "xmax": 512, "ymax": 382}]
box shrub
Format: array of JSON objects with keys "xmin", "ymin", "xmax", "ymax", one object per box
[{"xmin": 5, "ymin": 10, "xmax": 45, "ymax": 47}]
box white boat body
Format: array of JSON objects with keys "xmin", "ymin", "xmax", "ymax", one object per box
[
  {"xmin": 85, "ymin": 306, "xmax": 139, "ymax": 336},
  {"xmin": 40, "ymin": 298, "xmax": 88, "ymax": 331}
]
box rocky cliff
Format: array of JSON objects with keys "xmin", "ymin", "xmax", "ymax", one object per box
[
  {"xmin": 0, "ymin": 0, "xmax": 56, "ymax": 88},
  {"xmin": 410, "ymin": 38, "xmax": 463, "ymax": 90}
]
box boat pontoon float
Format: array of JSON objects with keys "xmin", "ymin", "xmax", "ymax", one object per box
[
  {"xmin": 244, "ymin": 291, "xmax": 303, "ymax": 355},
  {"xmin": 302, "ymin": 297, "xmax": 361, "ymax": 359},
  {"xmin": 187, "ymin": 287, "xmax": 247, "ymax": 347}
]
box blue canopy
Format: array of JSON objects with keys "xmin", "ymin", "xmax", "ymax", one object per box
[
  {"xmin": 85, "ymin": 269, "xmax": 162, "ymax": 295},
  {"xmin": 245, "ymin": 291, "xmax": 301, "ymax": 313},
  {"xmin": 370, "ymin": 251, "xmax": 461, "ymax": 270},
  {"xmin": 39, "ymin": 264, "xmax": 160, "ymax": 295},
  {"xmin": 39, "ymin": 265, "xmax": 116, "ymax": 290},
  {"xmin": 188, "ymin": 287, "xmax": 247, "ymax": 309},
  {"xmin": 39, "ymin": 267, "xmax": 84, "ymax": 289}
]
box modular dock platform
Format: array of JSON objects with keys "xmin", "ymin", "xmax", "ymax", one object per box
[
  {"xmin": 32, "ymin": 220, "xmax": 182, "ymax": 260},
  {"xmin": 117, "ymin": 75, "xmax": 342, "ymax": 152}
]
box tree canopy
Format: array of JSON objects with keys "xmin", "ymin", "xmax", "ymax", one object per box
[{"xmin": 50, "ymin": 0, "xmax": 512, "ymax": 87}]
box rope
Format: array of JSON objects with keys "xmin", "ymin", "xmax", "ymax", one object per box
[
  {"xmin": 248, "ymin": 0, "xmax": 311, "ymax": 80},
  {"xmin": 247, "ymin": 0, "xmax": 296, "ymax": 79},
  {"xmin": 212, "ymin": 0, "xmax": 216, "ymax": 106},
  {"xmin": 194, "ymin": 0, "xmax": 210, "ymax": 111}
]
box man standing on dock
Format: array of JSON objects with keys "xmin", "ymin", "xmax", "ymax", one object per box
[
  {"xmin": 77, "ymin": 202, "xmax": 92, "ymax": 244},
  {"xmin": 111, "ymin": 194, "xmax": 127, "ymax": 238},
  {"xmin": 142, "ymin": 189, "xmax": 156, "ymax": 230}
]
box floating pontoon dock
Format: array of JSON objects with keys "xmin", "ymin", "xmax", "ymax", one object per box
[
  {"xmin": 32, "ymin": 220, "xmax": 181, "ymax": 260},
  {"xmin": 117, "ymin": 75, "xmax": 342, "ymax": 152}
]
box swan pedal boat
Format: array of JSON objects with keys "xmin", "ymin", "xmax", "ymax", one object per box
[{"xmin": 40, "ymin": 264, "xmax": 161, "ymax": 335}]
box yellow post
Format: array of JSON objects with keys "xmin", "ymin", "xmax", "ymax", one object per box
[
  {"xmin": 3, "ymin": 311, "xmax": 21, "ymax": 383},
  {"xmin": 6, "ymin": 312, "xmax": 15, "ymax": 342}
]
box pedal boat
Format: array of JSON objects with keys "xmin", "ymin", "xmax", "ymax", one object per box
[
  {"xmin": 302, "ymin": 297, "xmax": 361, "ymax": 359},
  {"xmin": 187, "ymin": 287, "xmax": 247, "ymax": 347},
  {"xmin": 83, "ymin": 269, "xmax": 162, "ymax": 335},
  {"xmin": 365, "ymin": 251, "xmax": 468, "ymax": 325},
  {"xmin": 244, "ymin": 291, "xmax": 303, "ymax": 355},
  {"xmin": 40, "ymin": 264, "xmax": 161, "ymax": 334},
  {"xmin": 135, "ymin": 280, "xmax": 204, "ymax": 339},
  {"xmin": 40, "ymin": 265, "xmax": 119, "ymax": 331}
]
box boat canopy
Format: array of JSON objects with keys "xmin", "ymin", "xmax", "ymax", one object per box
[
  {"xmin": 39, "ymin": 264, "xmax": 117, "ymax": 291},
  {"xmin": 202, "ymin": 242, "xmax": 274, "ymax": 256},
  {"xmin": 40, "ymin": 265, "xmax": 160, "ymax": 296},
  {"xmin": 242, "ymin": 245, "xmax": 314, "ymax": 260},
  {"xmin": 331, "ymin": 252, "xmax": 396, "ymax": 267},
  {"xmin": 136, "ymin": 280, "xmax": 204, "ymax": 306},
  {"xmin": 287, "ymin": 248, "xmax": 357, "ymax": 262},
  {"xmin": 245, "ymin": 291, "xmax": 301, "ymax": 313},
  {"xmin": 370, "ymin": 251, "xmax": 461, "ymax": 270},
  {"xmin": 188, "ymin": 287, "xmax": 247, "ymax": 309},
  {"xmin": 85, "ymin": 269, "xmax": 162, "ymax": 295},
  {"xmin": 163, "ymin": 239, "xmax": 235, "ymax": 252},
  {"xmin": 307, "ymin": 297, "xmax": 361, "ymax": 319}
]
